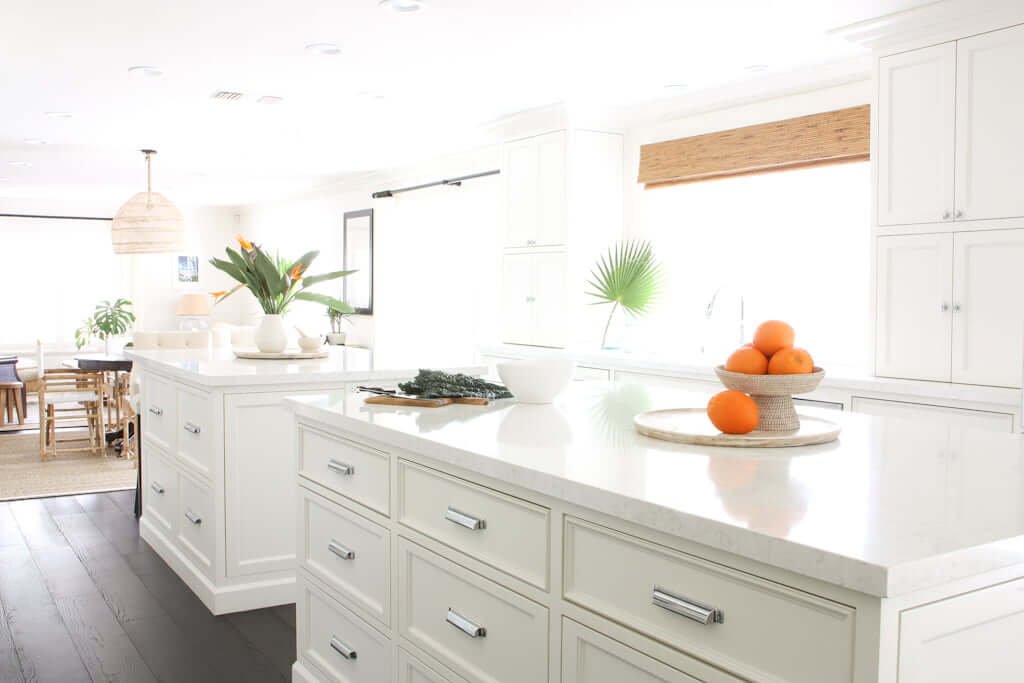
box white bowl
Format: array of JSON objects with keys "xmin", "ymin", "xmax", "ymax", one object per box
[{"xmin": 496, "ymin": 359, "xmax": 575, "ymax": 404}]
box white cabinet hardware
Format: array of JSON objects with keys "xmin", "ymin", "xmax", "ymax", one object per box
[
  {"xmin": 150, "ymin": 482, "xmax": 165, "ymax": 494},
  {"xmin": 329, "ymin": 635, "xmax": 357, "ymax": 660},
  {"xmin": 183, "ymin": 422, "xmax": 200, "ymax": 435},
  {"xmin": 446, "ymin": 608, "xmax": 487, "ymax": 638},
  {"xmin": 149, "ymin": 406, "xmax": 163, "ymax": 416},
  {"xmin": 445, "ymin": 506, "xmax": 486, "ymax": 530},
  {"xmin": 327, "ymin": 459, "xmax": 354, "ymax": 476},
  {"xmin": 652, "ymin": 586, "xmax": 724, "ymax": 625},
  {"xmin": 185, "ymin": 509, "xmax": 202, "ymax": 525},
  {"xmin": 328, "ymin": 540, "xmax": 355, "ymax": 561}
]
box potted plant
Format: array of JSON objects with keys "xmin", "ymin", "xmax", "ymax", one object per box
[
  {"xmin": 74, "ymin": 298, "xmax": 136, "ymax": 354},
  {"xmin": 326, "ymin": 307, "xmax": 353, "ymax": 345},
  {"xmin": 586, "ymin": 240, "xmax": 664, "ymax": 349},
  {"xmin": 209, "ymin": 235, "xmax": 354, "ymax": 353}
]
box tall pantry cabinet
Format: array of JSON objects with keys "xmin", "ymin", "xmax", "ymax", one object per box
[
  {"xmin": 873, "ymin": 22, "xmax": 1024, "ymax": 387},
  {"xmin": 499, "ymin": 129, "xmax": 623, "ymax": 348}
]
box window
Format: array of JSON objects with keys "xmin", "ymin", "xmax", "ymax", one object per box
[
  {"xmin": 629, "ymin": 161, "xmax": 871, "ymax": 369},
  {"xmin": 0, "ymin": 217, "xmax": 127, "ymax": 347}
]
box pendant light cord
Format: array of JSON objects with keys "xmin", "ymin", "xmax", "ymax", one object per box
[{"xmin": 141, "ymin": 149, "xmax": 157, "ymax": 209}]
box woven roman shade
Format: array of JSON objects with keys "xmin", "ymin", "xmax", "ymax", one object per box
[{"xmin": 638, "ymin": 105, "xmax": 870, "ymax": 188}]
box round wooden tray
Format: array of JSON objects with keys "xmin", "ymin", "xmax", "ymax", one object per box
[
  {"xmin": 233, "ymin": 349, "xmax": 328, "ymax": 360},
  {"xmin": 634, "ymin": 408, "xmax": 840, "ymax": 448}
]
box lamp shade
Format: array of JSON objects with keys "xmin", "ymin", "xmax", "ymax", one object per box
[
  {"xmin": 176, "ymin": 292, "xmax": 211, "ymax": 316},
  {"xmin": 112, "ymin": 190, "xmax": 186, "ymax": 254}
]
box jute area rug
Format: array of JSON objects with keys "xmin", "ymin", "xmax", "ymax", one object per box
[{"xmin": 0, "ymin": 431, "xmax": 136, "ymax": 502}]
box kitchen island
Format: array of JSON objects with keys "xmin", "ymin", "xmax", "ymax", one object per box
[
  {"xmin": 127, "ymin": 345, "xmax": 484, "ymax": 615},
  {"xmin": 285, "ymin": 380, "xmax": 1024, "ymax": 683}
]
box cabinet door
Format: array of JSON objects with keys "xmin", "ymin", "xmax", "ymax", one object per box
[
  {"xmin": 876, "ymin": 43, "xmax": 957, "ymax": 226},
  {"xmin": 955, "ymin": 24, "xmax": 1024, "ymax": 222},
  {"xmin": 952, "ymin": 230, "xmax": 1024, "ymax": 387},
  {"xmin": 535, "ymin": 131, "xmax": 567, "ymax": 246},
  {"xmin": 875, "ymin": 234, "xmax": 953, "ymax": 381},
  {"xmin": 501, "ymin": 254, "xmax": 534, "ymax": 345},
  {"xmin": 503, "ymin": 138, "xmax": 539, "ymax": 247},
  {"xmin": 531, "ymin": 251, "xmax": 568, "ymax": 348},
  {"xmin": 850, "ymin": 397, "xmax": 1013, "ymax": 433}
]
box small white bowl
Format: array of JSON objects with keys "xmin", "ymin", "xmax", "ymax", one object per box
[
  {"xmin": 297, "ymin": 336, "xmax": 323, "ymax": 352},
  {"xmin": 497, "ymin": 359, "xmax": 575, "ymax": 404}
]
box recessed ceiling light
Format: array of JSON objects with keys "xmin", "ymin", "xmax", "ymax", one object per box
[
  {"xmin": 128, "ymin": 65, "xmax": 163, "ymax": 78},
  {"xmin": 8, "ymin": 161, "xmax": 31, "ymax": 167},
  {"xmin": 744, "ymin": 64, "xmax": 769, "ymax": 73},
  {"xmin": 378, "ymin": 0, "xmax": 424, "ymax": 13},
  {"xmin": 356, "ymin": 90, "xmax": 386, "ymax": 100},
  {"xmin": 305, "ymin": 42, "xmax": 341, "ymax": 55},
  {"xmin": 44, "ymin": 111, "xmax": 73, "ymax": 119},
  {"xmin": 257, "ymin": 95, "xmax": 284, "ymax": 105},
  {"xmin": 23, "ymin": 138, "xmax": 48, "ymax": 145}
]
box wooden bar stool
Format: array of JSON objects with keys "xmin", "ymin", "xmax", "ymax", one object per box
[{"xmin": 0, "ymin": 381, "xmax": 25, "ymax": 425}]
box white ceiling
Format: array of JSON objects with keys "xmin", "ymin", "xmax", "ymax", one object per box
[{"xmin": 0, "ymin": 0, "xmax": 926, "ymax": 207}]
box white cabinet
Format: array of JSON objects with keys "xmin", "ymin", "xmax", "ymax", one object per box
[
  {"xmin": 876, "ymin": 229, "xmax": 1024, "ymax": 387},
  {"xmin": 875, "ymin": 233, "xmax": 953, "ymax": 381},
  {"xmin": 875, "ymin": 25, "xmax": 1024, "ymax": 226},
  {"xmin": 503, "ymin": 130, "xmax": 567, "ymax": 248},
  {"xmin": 501, "ymin": 251, "xmax": 568, "ymax": 347},
  {"xmin": 954, "ymin": 24, "xmax": 1024, "ymax": 222},
  {"xmin": 876, "ymin": 43, "xmax": 957, "ymax": 226},
  {"xmin": 850, "ymin": 396, "xmax": 1014, "ymax": 433}
]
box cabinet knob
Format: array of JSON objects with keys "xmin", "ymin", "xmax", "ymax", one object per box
[
  {"xmin": 942, "ymin": 211, "xmax": 951, "ymax": 220},
  {"xmin": 955, "ymin": 209, "xmax": 964, "ymax": 219},
  {"xmin": 526, "ymin": 239, "xmax": 536, "ymax": 246},
  {"xmin": 940, "ymin": 302, "xmax": 950, "ymax": 313},
  {"xmin": 525, "ymin": 296, "xmax": 536, "ymax": 303},
  {"xmin": 953, "ymin": 303, "xmax": 962, "ymax": 313}
]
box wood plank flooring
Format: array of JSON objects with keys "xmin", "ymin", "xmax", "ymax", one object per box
[{"xmin": 0, "ymin": 491, "xmax": 295, "ymax": 682}]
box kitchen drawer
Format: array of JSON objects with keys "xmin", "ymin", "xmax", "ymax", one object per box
[
  {"xmin": 177, "ymin": 472, "xmax": 215, "ymax": 577},
  {"xmin": 562, "ymin": 618, "xmax": 740, "ymax": 683},
  {"xmin": 300, "ymin": 486, "xmax": 390, "ymax": 627},
  {"xmin": 398, "ymin": 538, "xmax": 549, "ymax": 683},
  {"xmin": 397, "ymin": 647, "xmax": 470, "ymax": 683},
  {"xmin": 397, "ymin": 460, "xmax": 549, "ymax": 589},
  {"xmin": 563, "ymin": 517, "xmax": 855, "ymax": 683},
  {"xmin": 298, "ymin": 573, "xmax": 392, "ymax": 683},
  {"xmin": 177, "ymin": 385, "xmax": 214, "ymax": 477},
  {"xmin": 143, "ymin": 373, "xmax": 176, "ymax": 453},
  {"xmin": 299, "ymin": 426, "xmax": 390, "ymax": 516},
  {"xmin": 142, "ymin": 446, "xmax": 178, "ymax": 537}
]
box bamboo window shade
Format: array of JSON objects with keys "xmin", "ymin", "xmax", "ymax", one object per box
[{"xmin": 638, "ymin": 105, "xmax": 870, "ymax": 188}]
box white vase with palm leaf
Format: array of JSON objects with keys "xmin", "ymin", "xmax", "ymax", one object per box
[
  {"xmin": 586, "ymin": 240, "xmax": 664, "ymax": 350},
  {"xmin": 210, "ymin": 235, "xmax": 356, "ymax": 354}
]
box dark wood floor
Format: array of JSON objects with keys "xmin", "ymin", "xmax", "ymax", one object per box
[{"xmin": 0, "ymin": 490, "xmax": 295, "ymax": 682}]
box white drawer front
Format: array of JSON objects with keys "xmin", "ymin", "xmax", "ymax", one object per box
[
  {"xmin": 177, "ymin": 386, "xmax": 213, "ymax": 477},
  {"xmin": 562, "ymin": 618, "xmax": 738, "ymax": 683},
  {"xmin": 143, "ymin": 373, "xmax": 176, "ymax": 453},
  {"xmin": 564, "ymin": 518, "xmax": 855, "ymax": 683},
  {"xmin": 299, "ymin": 574, "xmax": 392, "ymax": 683},
  {"xmin": 142, "ymin": 447, "xmax": 177, "ymax": 537},
  {"xmin": 397, "ymin": 648, "xmax": 469, "ymax": 683},
  {"xmin": 301, "ymin": 487, "xmax": 390, "ymax": 626},
  {"xmin": 299, "ymin": 426, "xmax": 390, "ymax": 516},
  {"xmin": 398, "ymin": 538, "xmax": 549, "ymax": 683},
  {"xmin": 177, "ymin": 472, "xmax": 215, "ymax": 577},
  {"xmin": 398, "ymin": 460, "xmax": 549, "ymax": 589}
]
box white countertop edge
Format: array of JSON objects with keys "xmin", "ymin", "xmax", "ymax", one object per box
[{"xmin": 285, "ymin": 398, "xmax": 925, "ymax": 597}]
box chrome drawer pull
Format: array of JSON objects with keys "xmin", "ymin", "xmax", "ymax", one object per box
[
  {"xmin": 327, "ymin": 459, "xmax": 354, "ymax": 476},
  {"xmin": 446, "ymin": 608, "xmax": 486, "ymax": 638},
  {"xmin": 652, "ymin": 586, "xmax": 723, "ymax": 625},
  {"xmin": 148, "ymin": 406, "xmax": 163, "ymax": 416},
  {"xmin": 328, "ymin": 540, "xmax": 355, "ymax": 560},
  {"xmin": 329, "ymin": 635, "xmax": 357, "ymax": 660},
  {"xmin": 184, "ymin": 509, "xmax": 202, "ymax": 525},
  {"xmin": 183, "ymin": 422, "xmax": 201, "ymax": 435},
  {"xmin": 150, "ymin": 482, "xmax": 165, "ymax": 494},
  {"xmin": 445, "ymin": 506, "xmax": 486, "ymax": 530}
]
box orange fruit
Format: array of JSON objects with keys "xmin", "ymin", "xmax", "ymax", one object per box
[
  {"xmin": 753, "ymin": 320, "xmax": 795, "ymax": 357},
  {"xmin": 706, "ymin": 390, "xmax": 760, "ymax": 435},
  {"xmin": 724, "ymin": 346, "xmax": 768, "ymax": 374},
  {"xmin": 767, "ymin": 347, "xmax": 814, "ymax": 374}
]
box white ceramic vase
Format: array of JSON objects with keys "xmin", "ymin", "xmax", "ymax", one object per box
[{"xmin": 254, "ymin": 314, "xmax": 288, "ymax": 353}]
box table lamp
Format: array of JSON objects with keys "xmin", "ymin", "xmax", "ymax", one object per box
[{"xmin": 176, "ymin": 292, "xmax": 212, "ymax": 331}]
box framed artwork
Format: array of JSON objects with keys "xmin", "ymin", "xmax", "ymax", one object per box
[
  {"xmin": 343, "ymin": 209, "xmax": 373, "ymax": 315},
  {"xmin": 177, "ymin": 255, "xmax": 199, "ymax": 283}
]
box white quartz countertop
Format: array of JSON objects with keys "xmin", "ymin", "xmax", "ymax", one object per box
[
  {"xmin": 285, "ymin": 381, "xmax": 1024, "ymax": 598},
  {"xmin": 126, "ymin": 346, "xmax": 485, "ymax": 387}
]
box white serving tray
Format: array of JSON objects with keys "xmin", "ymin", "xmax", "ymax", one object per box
[{"xmin": 634, "ymin": 407, "xmax": 840, "ymax": 448}]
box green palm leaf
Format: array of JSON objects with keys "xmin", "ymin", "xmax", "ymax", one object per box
[{"xmin": 585, "ymin": 240, "xmax": 664, "ymax": 347}]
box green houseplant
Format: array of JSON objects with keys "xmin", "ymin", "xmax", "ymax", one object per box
[
  {"xmin": 74, "ymin": 298, "xmax": 136, "ymax": 353},
  {"xmin": 210, "ymin": 235, "xmax": 355, "ymax": 352},
  {"xmin": 586, "ymin": 240, "xmax": 664, "ymax": 349}
]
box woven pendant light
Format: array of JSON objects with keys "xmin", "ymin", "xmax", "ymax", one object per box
[{"xmin": 111, "ymin": 149, "xmax": 186, "ymax": 254}]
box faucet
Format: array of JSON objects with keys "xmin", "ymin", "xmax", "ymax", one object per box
[{"xmin": 705, "ymin": 285, "xmax": 746, "ymax": 346}]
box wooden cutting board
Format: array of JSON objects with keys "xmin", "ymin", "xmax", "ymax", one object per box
[{"xmin": 364, "ymin": 395, "xmax": 491, "ymax": 407}]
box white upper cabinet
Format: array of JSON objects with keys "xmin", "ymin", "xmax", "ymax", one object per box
[
  {"xmin": 503, "ymin": 131, "xmax": 567, "ymax": 247},
  {"xmin": 876, "ymin": 43, "xmax": 957, "ymax": 227},
  {"xmin": 951, "ymin": 229, "xmax": 1024, "ymax": 387},
  {"xmin": 501, "ymin": 251, "xmax": 568, "ymax": 348},
  {"xmin": 875, "ymin": 233, "xmax": 953, "ymax": 381},
  {"xmin": 954, "ymin": 24, "xmax": 1024, "ymax": 222}
]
